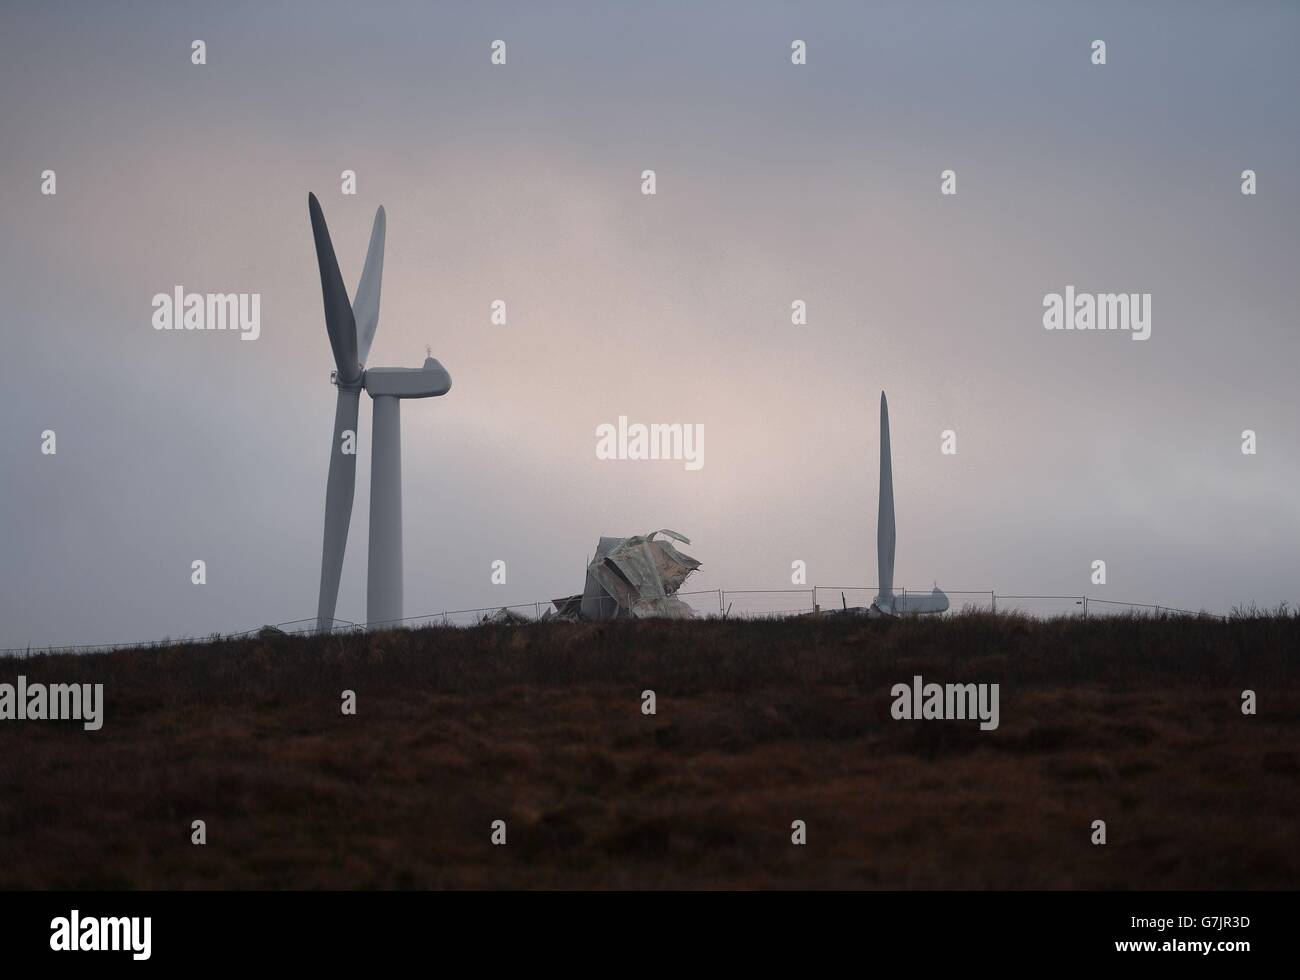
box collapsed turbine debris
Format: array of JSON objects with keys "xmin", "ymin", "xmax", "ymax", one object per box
[
  {"xmin": 482, "ymin": 607, "xmax": 532, "ymax": 625},
  {"xmin": 548, "ymin": 530, "xmax": 702, "ymax": 620}
]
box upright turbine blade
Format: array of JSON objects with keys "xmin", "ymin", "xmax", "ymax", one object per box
[
  {"xmin": 353, "ymin": 206, "xmax": 386, "ymax": 367},
  {"xmin": 308, "ymin": 193, "xmax": 361, "ymax": 385},
  {"xmin": 316, "ymin": 388, "xmax": 361, "ymax": 632},
  {"xmin": 310, "ymin": 192, "xmax": 362, "ymax": 633},
  {"xmin": 877, "ymin": 391, "xmax": 896, "ymax": 606}
]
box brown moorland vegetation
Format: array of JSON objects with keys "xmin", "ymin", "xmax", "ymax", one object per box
[{"xmin": 0, "ymin": 611, "xmax": 1296, "ymax": 889}]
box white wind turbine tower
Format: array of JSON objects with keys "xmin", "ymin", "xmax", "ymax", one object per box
[
  {"xmin": 309, "ymin": 193, "xmax": 452, "ymax": 632},
  {"xmin": 873, "ymin": 391, "xmax": 949, "ymax": 615}
]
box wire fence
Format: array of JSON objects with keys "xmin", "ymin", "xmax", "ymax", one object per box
[{"xmin": 0, "ymin": 586, "xmax": 1231, "ymax": 658}]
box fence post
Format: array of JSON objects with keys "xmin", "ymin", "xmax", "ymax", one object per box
[
  {"xmin": 1082, "ymin": 597, "xmax": 1088, "ymax": 619},
  {"xmin": 719, "ymin": 589, "xmax": 724, "ymax": 615},
  {"xmin": 810, "ymin": 587, "xmax": 816, "ymax": 613},
  {"xmin": 991, "ymin": 590, "xmax": 996, "ymax": 613},
  {"xmin": 535, "ymin": 602, "xmax": 540, "ymax": 620}
]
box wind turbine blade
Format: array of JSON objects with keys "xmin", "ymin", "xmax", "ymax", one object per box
[
  {"xmin": 353, "ymin": 206, "xmax": 386, "ymax": 367},
  {"xmin": 308, "ymin": 193, "xmax": 361, "ymax": 385},
  {"xmin": 877, "ymin": 390, "xmax": 896, "ymax": 604},
  {"xmin": 316, "ymin": 388, "xmax": 361, "ymax": 632}
]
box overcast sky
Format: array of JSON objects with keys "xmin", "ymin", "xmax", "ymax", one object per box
[{"xmin": 1, "ymin": 1, "xmax": 1297, "ymax": 647}]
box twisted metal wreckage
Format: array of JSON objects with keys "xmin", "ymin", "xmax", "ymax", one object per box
[
  {"xmin": 482, "ymin": 530, "xmax": 702, "ymax": 624},
  {"xmin": 555, "ymin": 529, "xmax": 702, "ymax": 621}
]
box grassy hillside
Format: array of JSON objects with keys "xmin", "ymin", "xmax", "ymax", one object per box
[{"xmin": 1, "ymin": 612, "xmax": 1296, "ymax": 889}]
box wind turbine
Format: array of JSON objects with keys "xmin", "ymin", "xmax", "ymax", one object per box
[
  {"xmin": 309, "ymin": 193, "xmax": 451, "ymax": 632},
  {"xmin": 873, "ymin": 391, "xmax": 949, "ymax": 615}
]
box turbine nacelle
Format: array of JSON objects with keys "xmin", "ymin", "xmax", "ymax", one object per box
[
  {"xmin": 872, "ymin": 588, "xmax": 950, "ymax": 616},
  {"xmin": 331, "ymin": 358, "xmax": 452, "ymax": 398},
  {"xmin": 364, "ymin": 358, "xmax": 452, "ymax": 398}
]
